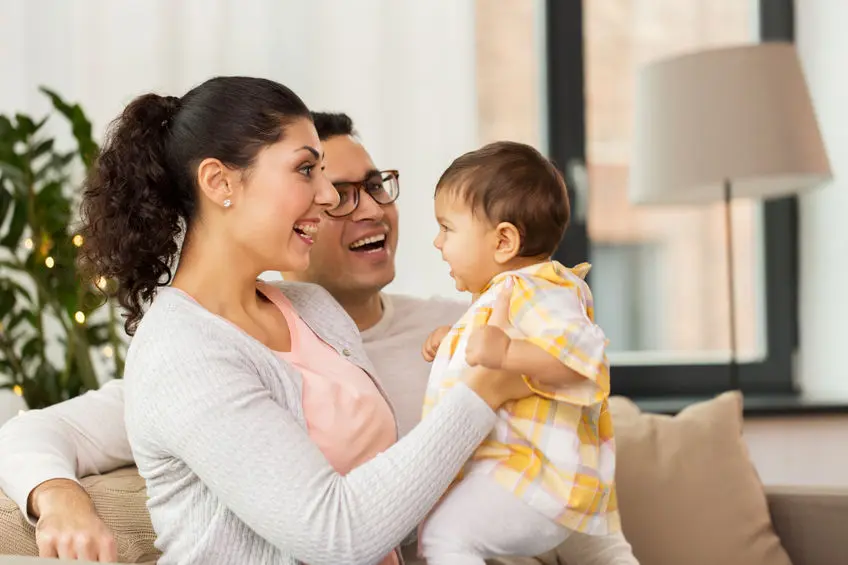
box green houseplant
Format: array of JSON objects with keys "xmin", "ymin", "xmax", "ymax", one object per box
[{"xmin": 0, "ymin": 88, "xmax": 125, "ymax": 409}]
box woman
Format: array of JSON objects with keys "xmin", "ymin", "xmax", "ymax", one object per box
[{"xmin": 78, "ymin": 76, "xmax": 529, "ymax": 564}]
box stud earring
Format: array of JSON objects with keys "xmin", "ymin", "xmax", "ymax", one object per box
[{"xmin": 223, "ymin": 199, "xmax": 232, "ymax": 208}]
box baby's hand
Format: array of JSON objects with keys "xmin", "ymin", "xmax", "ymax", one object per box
[{"xmin": 422, "ymin": 326, "xmax": 452, "ymax": 362}]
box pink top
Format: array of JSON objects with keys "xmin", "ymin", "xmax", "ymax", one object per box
[{"xmin": 263, "ymin": 285, "xmax": 399, "ymax": 565}]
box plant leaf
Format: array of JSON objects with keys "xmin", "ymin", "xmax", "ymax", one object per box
[
  {"xmin": 0, "ymin": 116, "xmax": 13, "ymax": 139},
  {"xmin": 34, "ymin": 151, "xmax": 76, "ymax": 182},
  {"xmin": 29, "ymin": 138, "xmax": 54, "ymax": 161},
  {"xmin": 0, "ymin": 193, "xmax": 27, "ymax": 249},
  {"xmin": 40, "ymin": 88, "xmax": 98, "ymax": 167},
  {"xmin": 0, "ymin": 186, "xmax": 11, "ymax": 226},
  {"xmin": 0, "ymin": 163, "xmax": 26, "ymax": 193},
  {"xmin": 20, "ymin": 336, "xmax": 42, "ymax": 361},
  {"xmin": 14, "ymin": 115, "xmax": 36, "ymax": 137}
]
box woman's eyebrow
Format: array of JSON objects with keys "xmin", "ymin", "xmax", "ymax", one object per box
[{"xmin": 296, "ymin": 146, "xmax": 320, "ymax": 159}]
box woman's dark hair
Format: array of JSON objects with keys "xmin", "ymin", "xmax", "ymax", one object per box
[{"xmin": 78, "ymin": 76, "xmax": 311, "ymax": 335}]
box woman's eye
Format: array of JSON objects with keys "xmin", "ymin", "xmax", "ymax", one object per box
[{"xmin": 299, "ymin": 164, "xmax": 315, "ymax": 177}]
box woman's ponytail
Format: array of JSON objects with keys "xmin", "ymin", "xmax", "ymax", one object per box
[{"xmin": 78, "ymin": 94, "xmax": 186, "ymax": 335}]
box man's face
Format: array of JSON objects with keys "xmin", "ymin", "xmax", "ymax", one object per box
[{"xmin": 287, "ymin": 134, "xmax": 399, "ymax": 300}]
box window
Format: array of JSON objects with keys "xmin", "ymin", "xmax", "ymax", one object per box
[
  {"xmin": 585, "ymin": 0, "xmax": 764, "ymax": 364},
  {"xmin": 547, "ymin": 0, "xmax": 797, "ymax": 397},
  {"xmin": 591, "ymin": 243, "xmax": 664, "ymax": 352}
]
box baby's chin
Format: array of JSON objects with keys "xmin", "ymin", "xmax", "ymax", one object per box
[{"xmin": 452, "ymin": 276, "xmax": 484, "ymax": 295}]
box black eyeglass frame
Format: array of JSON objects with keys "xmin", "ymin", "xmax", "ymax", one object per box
[{"xmin": 326, "ymin": 169, "xmax": 400, "ymax": 218}]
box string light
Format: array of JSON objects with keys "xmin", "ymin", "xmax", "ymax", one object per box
[
  {"xmin": 96, "ymin": 277, "xmax": 108, "ymax": 290},
  {"xmin": 74, "ymin": 311, "xmax": 86, "ymax": 324},
  {"xmin": 23, "ymin": 238, "xmax": 33, "ymax": 250},
  {"xmin": 102, "ymin": 345, "xmax": 114, "ymax": 358},
  {"xmin": 72, "ymin": 234, "xmax": 84, "ymax": 247},
  {"xmin": 45, "ymin": 256, "xmax": 54, "ymax": 269},
  {"xmin": 40, "ymin": 239, "xmax": 53, "ymax": 257},
  {"xmin": 12, "ymin": 385, "xmax": 22, "ymax": 397}
]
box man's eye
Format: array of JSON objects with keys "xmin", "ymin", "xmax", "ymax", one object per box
[{"xmin": 300, "ymin": 164, "xmax": 315, "ymax": 177}]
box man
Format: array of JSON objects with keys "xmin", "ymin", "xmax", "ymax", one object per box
[{"xmin": 0, "ymin": 112, "xmax": 637, "ymax": 564}]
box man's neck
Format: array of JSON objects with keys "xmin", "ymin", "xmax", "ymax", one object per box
[{"xmin": 336, "ymin": 292, "xmax": 385, "ymax": 331}]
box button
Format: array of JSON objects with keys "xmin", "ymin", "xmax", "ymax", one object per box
[{"xmin": 342, "ymin": 348, "xmax": 351, "ymax": 357}]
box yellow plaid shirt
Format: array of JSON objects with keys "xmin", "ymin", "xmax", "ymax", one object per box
[{"xmin": 423, "ymin": 261, "xmax": 620, "ymax": 534}]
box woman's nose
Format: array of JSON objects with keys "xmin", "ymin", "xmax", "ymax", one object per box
[{"xmin": 316, "ymin": 175, "xmax": 340, "ymax": 209}]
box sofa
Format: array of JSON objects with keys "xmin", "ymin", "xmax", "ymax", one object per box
[{"xmin": 1, "ymin": 391, "xmax": 846, "ymax": 565}]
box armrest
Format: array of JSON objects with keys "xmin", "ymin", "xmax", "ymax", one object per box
[{"xmin": 766, "ymin": 485, "xmax": 848, "ymax": 565}]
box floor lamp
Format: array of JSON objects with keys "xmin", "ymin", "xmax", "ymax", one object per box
[{"xmin": 629, "ymin": 43, "xmax": 832, "ymax": 390}]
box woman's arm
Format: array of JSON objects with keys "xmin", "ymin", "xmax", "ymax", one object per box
[
  {"xmin": 0, "ymin": 379, "xmax": 134, "ymax": 519},
  {"xmin": 128, "ymin": 347, "xmax": 503, "ymax": 565}
]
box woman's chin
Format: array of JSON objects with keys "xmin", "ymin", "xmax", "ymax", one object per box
[{"xmin": 278, "ymin": 247, "xmax": 311, "ymax": 274}]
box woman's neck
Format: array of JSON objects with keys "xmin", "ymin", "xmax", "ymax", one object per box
[{"xmin": 171, "ymin": 231, "xmax": 262, "ymax": 317}]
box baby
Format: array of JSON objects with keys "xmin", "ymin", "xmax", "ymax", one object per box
[{"xmin": 419, "ymin": 141, "xmax": 621, "ymax": 564}]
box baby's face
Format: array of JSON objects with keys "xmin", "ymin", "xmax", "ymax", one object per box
[{"xmin": 433, "ymin": 190, "xmax": 500, "ymax": 294}]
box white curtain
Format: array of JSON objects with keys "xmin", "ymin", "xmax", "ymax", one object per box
[
  {"xmin": 0, "ymin": 0, "xmax": 479, "ymax": 299},
  {"xmin": 0, "ymin": 0, "xmax": 481, "ymax": 421}
]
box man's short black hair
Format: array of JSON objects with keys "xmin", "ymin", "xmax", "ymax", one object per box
[{"xmin": 311, "ymin": 112, "xmax": 356, "ymax": 140}]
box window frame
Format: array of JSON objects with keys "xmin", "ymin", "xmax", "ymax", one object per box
[{"xmin": 547, "ymin": 0, "xmax": 798, "ymax": 397}]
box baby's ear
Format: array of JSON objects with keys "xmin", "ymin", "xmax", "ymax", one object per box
[{"xmin": 493, "ymin": 221, "xmax": 521, "ymax": 264}]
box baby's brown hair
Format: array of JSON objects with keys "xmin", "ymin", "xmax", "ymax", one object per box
[{"xmin": 435, "ymin": 141, "xmax": 570, "ymax": 258}]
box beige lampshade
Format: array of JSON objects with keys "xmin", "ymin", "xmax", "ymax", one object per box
[{"xmin": 630, "ymin": 42, "xmax": 832, "ymax": 205}]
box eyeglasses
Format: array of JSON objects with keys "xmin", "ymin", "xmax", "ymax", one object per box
[{"xmin": 326, "ymin": 169, "xmax": 400, "ymax": 218}]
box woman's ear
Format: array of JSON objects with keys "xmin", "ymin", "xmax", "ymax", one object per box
[
  {"xmin": 196, "ymin": 157, "xmax": 236, "ymax": 209},
  {"xmin": 493, "ymin": 221, "xmax": 521, "ymax": 264}
]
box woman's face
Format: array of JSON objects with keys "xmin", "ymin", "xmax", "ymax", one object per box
[{"xmin": 227, "ymin": 118, "xmax": 339, "ymax": 273}]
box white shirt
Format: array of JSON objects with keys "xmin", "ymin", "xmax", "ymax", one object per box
[
  {"xmin": 362, "ymin": 293, "xmax": 467, "ymax": 437},
  {"xmin": 0, "ymin": 292, "xmax": 467, "ymax": 515}
]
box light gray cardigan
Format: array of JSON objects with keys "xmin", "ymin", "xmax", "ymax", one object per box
[{"xmin": 124, "ymin": 282, "xmax": 496, "ymax": 565}]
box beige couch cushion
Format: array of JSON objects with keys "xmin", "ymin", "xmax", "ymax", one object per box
[
  {"xmin": 0, "ymin": 467, "xmax": 159, "ymax": 563},
  {"xmin": 609, "ymin": 391, "xmax": 792, "ymax": 565}
]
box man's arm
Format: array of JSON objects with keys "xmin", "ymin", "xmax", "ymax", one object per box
[{"xmin": 0, "ymin": 379, "xmax": 133, "ymax": 519}]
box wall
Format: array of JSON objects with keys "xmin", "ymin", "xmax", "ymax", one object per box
[
  {"xmin": 744, "ymin": 416, "xmax": 848, "ymax": 486},
  {"xmin": 729, "ymin": 0, "xmax": 848, "ymax": 488},
  {"xmin": 796, "ymin": 0, "xmax": 848, "ymax": 396},
  {"xmin": 0, "ymin": 0, "xmax": 480, "ymax": 422},
  {"xmin": 0, "ymin": 0, "xmax": 479, "ymax": 300}
]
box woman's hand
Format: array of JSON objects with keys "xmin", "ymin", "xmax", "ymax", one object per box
[
  {"xmin": 422, "ymin": 325, "xmax": 452, "ymax": 362},
  {"xmin": 464, "ymin": 364, "xmax": 533, "ymax": 410},
  {"xmin": 29, "ymin": 479, "xmax": 118, "ymax": 562}
]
